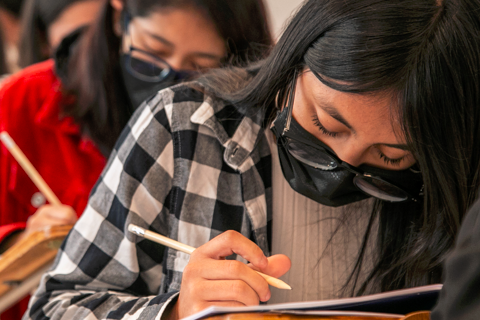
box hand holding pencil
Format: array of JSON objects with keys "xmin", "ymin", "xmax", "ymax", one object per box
[
  {"xmin": 0, "ymin": 132, "xmax": 77, "ymax": 239},
  {"xmin": 128, "ymin": 225, "xmax": 291, "ymax": 320}
]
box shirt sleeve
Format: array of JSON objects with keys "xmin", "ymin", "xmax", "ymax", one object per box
[
  {"xmin": 24, "ymin": 91, "xmax": 178, "ymax": 320},
  {"xmin": 431, "ymin": 197, "xmax": 480, "ymax": 320},
  {"xmin": 0, "ymin": 75, "xmax": 27, "ymax": 247},
  {"xmin": 0, "ymin": 222, "xmax": 26, "ymax": 247}
]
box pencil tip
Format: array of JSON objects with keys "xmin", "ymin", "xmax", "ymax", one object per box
[
  {"xmin": 272, "ymin": 279, "xmax": 292, "ymax": 290},
  {"xmin": 280, "ymin": 283, "xmax": 292, "ymax": 290}
]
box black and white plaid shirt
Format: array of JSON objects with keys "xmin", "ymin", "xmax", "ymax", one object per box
[{"xmin": 24, "ymin": 84, "xmax": 273, "ymax": 319}]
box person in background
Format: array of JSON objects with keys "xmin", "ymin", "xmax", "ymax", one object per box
[
  {"xmin": 23, "ymin": 0, "xmax": 480, "ymax": 319},
  {"xmin": 0, "ymin": 0, "xmax": 271, "ymax": 318},
  {"xmin": 0, "ymin": 0, "xmax": 25, "ymax": 72},
  {"xmin": 18, "ymin": 0, "xmax": 103, "ymax": 68},
  {"xmin": 430, "ymin": 193, "xmax": 480, "ymax": 320}
]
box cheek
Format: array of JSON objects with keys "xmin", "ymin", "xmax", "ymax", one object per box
[
  {"xmin": 402, "ymin": 154, "xmax": 417, "ymax": 167},
  {"xmin": 291, "ymin": 107, "xmax": 343, "ymax": 160},
  {"xmin": 291, "ymin": 107, "xmax": 319, "ymax": 138},
  {"xmin": 291, "ymin": 101, "xmax": 319, "ymax": 133}
]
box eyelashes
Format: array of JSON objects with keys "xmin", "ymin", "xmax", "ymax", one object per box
[
  {"xmin": 312, "ymin": 115, "xmax": 338, "ymax": 137},
  {"xmin": 311, "ymin": 115, "xmax": 406, "ymax": 166},
  {"xmin": 376, "ymin": 150, "xmax": 405, "ymax": 166}
]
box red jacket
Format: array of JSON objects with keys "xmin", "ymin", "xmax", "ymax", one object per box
[{"xmin": 0, "ymin": 60, "xmax": 106, "ymax": 319}]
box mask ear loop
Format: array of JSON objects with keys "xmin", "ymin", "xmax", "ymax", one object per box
[
  {"xmin": 272, "ymin": 69, "xmax": 297, "ymax": 130},
  {"xmin": 283, "ymin": 70, "xmax": 298, "ymax": 135},
  {"xmin": 122, "ymin": 10, "xmax": 131, "ymax": 33},
  {"xmin": 120, "ymin": 11, "xmax": 133, "ymax": 55},
  {"xmin": 274, "ymin": 69, "xmax": 298, "ymax": 110}
]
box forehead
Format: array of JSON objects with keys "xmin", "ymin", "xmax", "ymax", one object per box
[
  {"xmin": 299, "ymin": 71, "xmax": 404, "ymax": 141},
  {"xmin": 129, "ymin": 7, "xmax": 225, "ymax": 56}
]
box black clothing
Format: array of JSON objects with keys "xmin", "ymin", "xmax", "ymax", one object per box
[{"xmin": 431, "ymin": 198, "xmax": 480, "ymax": 319}]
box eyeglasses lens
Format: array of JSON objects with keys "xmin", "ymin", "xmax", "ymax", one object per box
[
  {"xmin": 287, "ymin": 138, "xmax": 410, "ymax": 202},
  {"xmin": 129, "ymin": 51, "xmax": 170, "ymax": 80},
  {"xmin": 287, "ymin": 139, "xmax": 337, "ymax": 170},
  {"xmin": 353, "ymin": 176, "xmax": 409, "ymax": 202}
]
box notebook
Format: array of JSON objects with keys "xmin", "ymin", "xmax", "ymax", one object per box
[{"xmin": 183, "ymin": 284, "xmax": 442, "ymax": 320}]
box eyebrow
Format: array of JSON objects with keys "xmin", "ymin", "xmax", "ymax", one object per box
[
  {"xmin": 321, "ymin": 104, "xmax": 354, "ymax": 132},
  {"xmin": 319, "ymin": 103, "xmax": 410, "ymax": 151},
  {"xmin": 146, "ymin": 31, "xmax": 174, "ymax": 48},
  {"xmin": 382, "ymin": 143, "xmax": 410, "ymax": 151},
  {"xmin": 145, "ymin": 31, "xmax": 224, "ymax": 61}
]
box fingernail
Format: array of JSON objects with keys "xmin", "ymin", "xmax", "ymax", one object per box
[{"xmin": 265, "ymin": 291, "xmax": 271, "ymax": 301}]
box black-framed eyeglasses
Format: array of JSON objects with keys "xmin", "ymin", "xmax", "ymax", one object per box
[
  {"xmin": 125, "ymin": 46, "xmax": 196, "ymax": 83},
  {"xmin": 122, "ymin": 12, "xmax": 197, "ymax": 83},
  {"xmin": 273, "ymin": 72, "xmax": 422, "ymax": 203}
]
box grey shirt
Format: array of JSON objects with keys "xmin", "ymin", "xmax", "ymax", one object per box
[{"xmin": 268, "ymin": 132, "xmax": 378, "ymax": 304}]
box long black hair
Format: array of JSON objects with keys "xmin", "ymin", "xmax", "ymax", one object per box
[
  {"xmin": 0, "ymin": 0, "xmax": 24, "ymax": 17},
  {"xmin": 62, "ymin": 0, "xmax": 272, "ymax": 156},
  {"xmin": 201, "ymin": 0, "xmax": 480, "ymax": 294}
]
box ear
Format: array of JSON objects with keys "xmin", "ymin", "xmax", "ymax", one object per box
[
  {"xmin": 110, "ymin": 0, "xmax": 124, "ymax": 11},
  {"xmin": 110, "ymin": 0, "xmax": 124, "ymax": 36}
]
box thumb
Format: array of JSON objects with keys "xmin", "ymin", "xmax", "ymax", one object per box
[{"xmin": 250, "ymin": 254, "xmax": 291, "ymax": 278}]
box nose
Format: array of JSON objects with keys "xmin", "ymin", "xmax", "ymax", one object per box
[
  {"xmin": 164, "ymin": 56, "xmax": 185, "ymax": 71},
  {"xmin": 332, "ymin": 141, "xmax": 367, "ymax": 168}
]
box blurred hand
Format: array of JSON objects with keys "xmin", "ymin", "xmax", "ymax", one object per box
[
  {"xmin": 0, "ymin": 204, "xmax": 78, "ymax": 251},
  {"xmin": 166, "ymin": 230, "xmax": 291, "ymax": 319},
  {"xmin": 24, "ymin": 204, "xmax": 77, "ymax": 236}
]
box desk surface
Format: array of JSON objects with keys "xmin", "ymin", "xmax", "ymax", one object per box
[{"xmin": 0, "ymin": 224, "xmax": 72, "ymax": 310}]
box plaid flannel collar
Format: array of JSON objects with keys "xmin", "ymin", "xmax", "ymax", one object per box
[{"xmin": 190, "ymin": 97, "xmax": 265, "ymax": 172}]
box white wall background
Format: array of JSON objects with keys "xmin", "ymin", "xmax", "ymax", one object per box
[{"xmin": 264, "ymin": 0, "xmax": 305, "ymax": 39}]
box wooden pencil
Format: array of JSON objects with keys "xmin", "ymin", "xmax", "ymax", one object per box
[
  {"xmin": 128, "ymin": 224, "xmax": 292, "ymax": 290},
  {"xmin": 0, "ymin": 132, "xmax": 61, "ymax": 206}
]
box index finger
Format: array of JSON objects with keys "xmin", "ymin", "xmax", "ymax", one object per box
[
  {"xmin": 44, "ymin": 205, "xmax": 77, "ymax": 220},
  {"xmin": 193, "ymin": 230, "xmax": 268, "ymax": 270}
]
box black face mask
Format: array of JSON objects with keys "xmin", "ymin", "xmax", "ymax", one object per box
[
  {"xmin": 271, "ymin": 106, "xmax": 424, "ymax": 207},
  {"xmin": 120, "ymin": 54, "xmax": 192, "ymax": 109}
]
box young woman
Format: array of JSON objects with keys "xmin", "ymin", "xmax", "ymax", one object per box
[
  {"xmin": 18, "ymin": 0, "xmax": 103, "ymax": 68},
  {"xmin": 25, "ymin": 0, "xmax": 480, "ymax": 319},
  {"xmin": 0, "ymin": 0, "xmax": 271, "ymax": 318}
]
